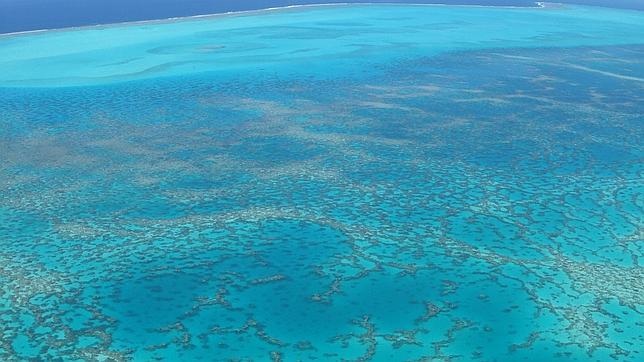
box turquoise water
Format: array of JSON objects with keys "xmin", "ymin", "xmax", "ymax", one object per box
[{"xmin": 1, "ymin": 3, "xmax": 643, "ymax": 361}]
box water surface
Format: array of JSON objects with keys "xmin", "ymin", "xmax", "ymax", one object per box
[
  {"xmin": 0, "ymin": 3, "xmax": 642, "ymax": 361},
  {"xmin": 2, "ymin": 0, "xmax": 644, "ymax": 34}
]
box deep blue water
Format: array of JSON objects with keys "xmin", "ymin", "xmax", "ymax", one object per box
[{"xmin": 1, "ymin": 0, "xmax": 643, "ymax": 34}]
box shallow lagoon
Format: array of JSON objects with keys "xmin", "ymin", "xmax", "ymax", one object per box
[
  {"xmin": 2, "ymin": 1, "xmax": 644, "ymax": 34},
  {"xmin": 0, "ymin": 3, "xmax": 643, "ymax": 361}
]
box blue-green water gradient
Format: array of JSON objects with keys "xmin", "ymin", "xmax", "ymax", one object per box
[{"xmin": 0, "ymin": 3, "xmax": 642, "ymax": 361}]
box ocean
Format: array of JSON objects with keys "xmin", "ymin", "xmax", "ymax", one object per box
[
  {"xmin": 0, "ymin": 2, "xmax": 643, "ymax": 361},
  {"xmin": 1, "ymin": 0, "xmax": 643, "ymax": 34}
]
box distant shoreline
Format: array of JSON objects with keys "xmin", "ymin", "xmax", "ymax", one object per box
[{"xmin": 0, "ymin": 1, "xmax": 548, "ymax": 39}]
